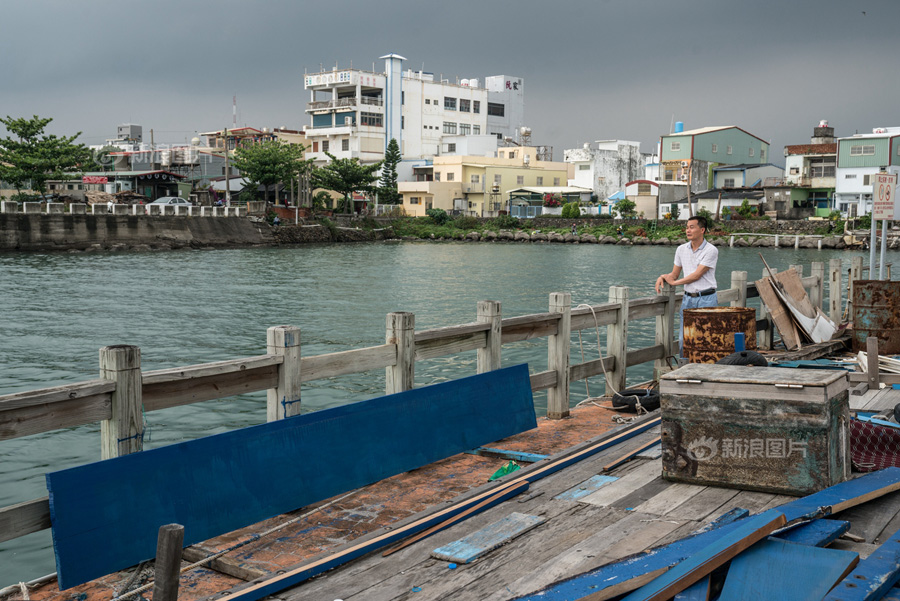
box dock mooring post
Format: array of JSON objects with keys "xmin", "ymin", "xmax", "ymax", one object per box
[
  {"xmin": 266, "ymin": 325, "xmax": 302, "ymax": 421},
  {"xmin": 759, "ymin": 269, "xmax": 776, "ymax": 350},
  {"xmin": 547, "ymin": 292, "xmax": 571, "ymax": 419},
  {"xmin": 730, "ymin": 270, "xmax": 748, "ymax": 308},
  {"xmin": 867, "ymin": 337, "xmax": 881, "ymax": 390},
  {"xmin": 153, "ymin": 523, "xmax": 184, "ymax": 601},
  {"xmin": 99, "ymin": 345, "xmax": 143, "ymax": 459},
  {"xmin": 476, "ymin": 300, "xmax": 502, "ymax": 374},
  {"xmin": 828, "ymin": 258, "xmax": 842, "ymax": 323},
  {"xmin": 654, "ymin": 283, "xmax": 676, "ymax": 379},
  {"xmin": 810, "ymin": 261, "xmax": 825, "ymax": 311},
  {"xmin": 386, "ymin": 312, "xmax": 415, "ymax": 395},
  {"xmin": 606, "ymin": 286, "xmax": 629, "ymax": 397}
]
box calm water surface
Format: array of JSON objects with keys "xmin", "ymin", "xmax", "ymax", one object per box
[{"xmin": 0, "ymin": 241, "xmax": 879, "ymax": 585}]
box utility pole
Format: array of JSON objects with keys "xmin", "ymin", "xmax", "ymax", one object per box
[{"xmin": 223, "ymin": 128, "xmax": 231, "ymax": 206}]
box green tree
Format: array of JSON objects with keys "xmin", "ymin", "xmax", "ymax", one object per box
[
  {"xmin": 379, "ymin": 138, "xmax": 402, "ymax": 205},
  {"xmin": 561, "ymin": 202, "xmax": 581, "ymax": 219},
  {"xmin": 613, "ymin": 198, "xmax": 637, "ymax": 218},
  {"xmin": 311, "ymin": 152, "xmax": 382, "ymax": 213},
  {"xmin": 0, "ymin": 115, "xmax": 93, "ymax": 194},
  {"xmin": 231, "ymin": 139, "xmax": 309, "ymax": 203}
]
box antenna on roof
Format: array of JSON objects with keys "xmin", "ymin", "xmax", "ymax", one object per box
[{"xmin": 670, "ymin": 114, "xmax": 675, "ymax": 134}]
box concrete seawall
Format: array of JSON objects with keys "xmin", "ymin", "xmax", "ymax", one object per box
[{"xmin": 0, "ymin": 214, "xmax": 275, "ymax": 252}]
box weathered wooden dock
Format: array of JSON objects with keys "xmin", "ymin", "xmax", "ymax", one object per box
[{"xmin": 2, "ymin": 258, "xmax": 898, "ymax": 600}]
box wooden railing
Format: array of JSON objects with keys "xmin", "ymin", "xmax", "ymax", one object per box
[{"xmin": 0, "ymin": 261, "xmax": 838, "ymax": 545}]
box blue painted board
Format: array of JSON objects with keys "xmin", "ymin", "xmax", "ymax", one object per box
[
  {"xmin": 717, "ymin": 538, "xmax": 859, "ymax": 601},
  {"xmin": 620, "ymin": 511, "xmax": 786, "ymax": 601},
  {"xmin": 823, "ymin": 524, "xmax": 900, "ymax": 600},
  {"xmin": 673, "ymin": 575, "xmax": 710, "ymax": 601},
  {"xmin": 695, "ymin": 508, "xmax": 750, "ymax": 533},
  {"xmin": 771, "ymin": 519, "xmax": 850, "ymax": 547},
  {"xmin": 554, "ymin": 475, "xmax": 618, "ymax": 501},
  {"xmin": 776, "ymin": 467, "xmax": 900, "ymax": 522},
  {"xmin": 431, "ymin": 512, "xmax": 544, "ymax": 563},
  {"xmin": 46, "ymin": 364, "xmax": 537, "ymax": 589},
  {"xmin": 857, "ymin": 415, "xmax": 900, "ymax": 429},
  {"xmin": 466, "ymin": 447, "xmax": 550, "ymax": 463}
]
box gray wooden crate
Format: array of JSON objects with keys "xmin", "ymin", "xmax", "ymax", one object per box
[{"xmin": 659, "ymin": 364, "xmax": 850, "ymax": 495}]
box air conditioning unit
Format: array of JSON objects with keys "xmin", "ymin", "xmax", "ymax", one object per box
[
  {"xmin": 680, "ymin": 161, "xmax": 689, "ymax": 168},
  {"xmin": 680, "ymin": 174, "xmax": 688, "ymax": 181},
  {"xmin": 344, "ymin": 117, "xmax": 353, "ymax": 126}
]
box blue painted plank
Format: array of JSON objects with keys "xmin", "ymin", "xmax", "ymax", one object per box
[
  {"xmin": 857, "ymin": 415, "xmax": 900, "ymax": 430},
  {"xmin": 695, "ymin": 508, "xmax": 750, "ymax": 533},
  {"xmin": 673, "ymin": 576, "xmax": 710, "ymax": 601},
  {"xmin": 466, "ymin": 447, "xmax": 550, "ymax": 463},
  {"xmin": 717, "ymin": 538, "xmax": 859, "ymax": 601},
  {"xmin": 777, "ymin": 467, "xmax": 900, "ymax": 522},
  {"xmin": 772, "ymin": 519, "xmax": 850, "ymax": 547},
  {"xmin": 620, "ymin": 511, "xmax": 787, "ymax": 601},
  {"xmin": 46, "ymin": 364, "xmax": 537, "ymax": 589},
  {"xmin": 823, "ymin": 524, "xmax": 900, "ymax": 600},
  {"xmin": 431, "ymin": 512, "xmax": 545, "ymax": 563},
  {"xmin": 553, "ymin": 475, "xmax": 618, "ymax": 501}
]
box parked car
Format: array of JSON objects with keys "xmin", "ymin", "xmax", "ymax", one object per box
[{"xmin": 146, "ymin": 197, "xmax": 192, "ymax": 214}]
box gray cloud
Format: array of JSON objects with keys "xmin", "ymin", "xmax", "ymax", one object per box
[{"xmin": 2, "ymin": 0, "xmax": 897, "ymax": 160}]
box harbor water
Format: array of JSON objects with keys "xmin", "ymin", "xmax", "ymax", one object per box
[{"xmin": 0, "ymin": 241, "xmax": 878, "ymax": 586}]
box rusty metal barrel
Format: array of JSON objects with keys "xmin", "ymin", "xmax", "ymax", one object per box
[
  {"xmin": 852, "ymin": 280, "xmax": 900, "ymax": 353},
  {"xmin": 683, "ymin": 307, "xmax": 757, "ymax": 363}
]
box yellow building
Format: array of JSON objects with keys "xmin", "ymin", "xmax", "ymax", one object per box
[{"xmin": 398, "ymin": 147, "xmax": 572, "ymax": 217}]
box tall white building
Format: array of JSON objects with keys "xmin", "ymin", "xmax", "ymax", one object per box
[
  {"xmin": 564, "ymin": 140, "xmax": 648, "ymax": 200},
  {"xmin": 302, "ymin": 54, "xmax": 525, "ymax": 165}
]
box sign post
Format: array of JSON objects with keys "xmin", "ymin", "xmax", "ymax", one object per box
[{"xmin": 872, "ymin": 172, "xmax": 898, "ymax": 280}]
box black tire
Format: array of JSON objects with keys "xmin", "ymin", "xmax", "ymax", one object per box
[
  {"xmin": 611, "ymin": 388, "xmax": 660, "ymax": 413},
  {"xmin": 716, "ymin": 351, "xmax": 768, "ymax": 367}
]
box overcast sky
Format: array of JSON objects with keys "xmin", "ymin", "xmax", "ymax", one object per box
[{"xmin": 2, "ymin": 0, "xmax": 898, "ymax": 162}]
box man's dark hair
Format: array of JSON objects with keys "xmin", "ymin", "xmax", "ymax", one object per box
[{"xmin": 688, "ymin": 215, "xmax": 708, "ymax": 231}]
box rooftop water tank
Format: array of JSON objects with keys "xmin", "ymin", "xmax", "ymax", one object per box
[{"xmin": 674, "ymin": 122, "xmax": 684, "ymax": 133}]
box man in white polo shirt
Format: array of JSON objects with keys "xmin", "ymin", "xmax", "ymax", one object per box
[{"xmin": 655, "ymin": 215, "xmax": 719, "ymax": 354}]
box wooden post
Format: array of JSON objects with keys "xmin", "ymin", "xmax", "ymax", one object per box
[
  {"xmin": 730, "ymin": 270, "xmax": 748, "ymax": 308},
  {"xmin": 729, "ymin": 235, "xmax": 734, "ymax": 248},
  {"xmin": 810, "ymin": 261, "xmax": 825, "ymax": 311},
  {"xmin": 100, "ymin": 345, "xmax": 143, "ymax": 460},
  {"xmin": 266, "ymin": 325, "xmax": 302, "ymax": 421},
  {"xmin": 655, "ymin": 283, "xmax": 676, "ymax": 380},
  {"xmin": 152, "ymin": 524, "xmax": 184, "ymax": 601},
  {"xmin": 760, "ymin": 269, "xmax": 775, "ymax": 350},
  {"xmin": 605, "ymin": 286, "xmax": 629, "ymax": 397},
  {"xmin": 774, "ymin": 234, "xmax": 779, "ymax": 247},
  {"xmin": 476, "ymin": 300, "xmax": 502, "ymax": 374},
  {"xmin": 547, "ymin": 292, "xmax": 571, "ymax": 420},
  {"xmin": 386, "ymin": 312, "xmax": 415, "ymax": 395},
  {"xmin": 794, "ymin": 235, "xmax": 800, "ymax": 249},
  {"xmin": 867, "ymin": 337, "xmax": 880, "ymax": 391},
  {"xmin": 828, "ymin": 258, "xmax": 842, "ymax": 324},
  {"xmin": 789, "ymin": 264, "xmax": 803, "ymax": 277},
  {"xmin": 849, "ymin": 256, "xmax": 864, "ymax": 317}
]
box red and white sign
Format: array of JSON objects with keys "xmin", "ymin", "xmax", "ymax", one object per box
[
  {"xmin": 872, "ymin": 173, "xmax": 898, "ymax": 220},
  {"xmin": 82, "ymin": 175, "xmax": 108, "ymax": 184}
]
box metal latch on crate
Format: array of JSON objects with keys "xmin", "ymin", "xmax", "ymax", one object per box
[
  {"xmin": 774, "ymin": 383, "xmax": 805, "ymax": 389},
  {"xmin": 675, "ymin": 379, "xmax": 703, "ymax": 384}
]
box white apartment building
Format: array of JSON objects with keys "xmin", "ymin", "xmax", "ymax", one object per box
[
  {"xmin": 564, "ymin": 140, "xmax": 648, "ymax": 200},
  {"xmin": 302, "ymin": 54, "xmax": 525, "ymax": 166},
  {"xmin": 833, "ymin": 127, "xmax": 900, "ymax": 216}
]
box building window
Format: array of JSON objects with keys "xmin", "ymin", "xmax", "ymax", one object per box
[
  {"xmin": 508, "ymin": 151, "xmax": 516, "ymax": 159},
  {"xmin": 536, "ymin": 176, "xmax": 543, "ymax": 186},
  {"xmin": 711, "ymin": 144, "xmax": 718, "ymax": 153},
  {"xmin": 473, "ymin": 125, "xmax": 480, "ymax": 135},
  {"xmin": 670, "ymin": 142, "xmax": 680, "ymax": 151},
  {"xmin": 401, "ymin": 116, "xmax": 404, "ymax": 130},
  {"xmin": 494, "ymin": 174, "xmax": 502, "ymax": 184},
  {"xmin": 790, "ymin": 167, "xmax": 800, "ymax": 175},
  {"xmin": 473, "ymin": 101, "xmax": 481, "ymax": 113},
  {"xmin": 312, "ymin": 141, "xmax": 319, "ymax": 152},
  {"xmin": 443, "ymin": 122, "xmax": 457, "ymax": 134},
  {"xmin": 665, "ymin": 170, "xmax": 674, "ymax": 180},
  {"xmin": 322, "ymin": 140, "xmax": 329, "ymax": 153},
  {"xmin": 471, "ymin": 174, "xmax": 480, "ymax": 183},
  {"xmin": 444, "ymin": 97, "xmax": 457, "ymax": 111},
  {"xmin": 487, "ymin": 102, "xmax": 505, "ymax": 117},
  {"xmin": 401, "ymin": 91, "xmax": 404, "ymax": 105},
  {"xmin": 727, "ymin": 145, "xmax": 733, "ymax": 155},
  {"xmin": 446, "ymin": 172, "xmax": 455, "ymax": 181},
  {"xmin": 517, "ymin": 175, "xmax": 524, "ymax": 185},
  {"xmin": 67, "ymin": 184, "xmax": 74, "ymax": 190},
  {"xmin": 360, "ymin": 112, "xmax": 382, "ymax": 127},
  {"xmin": 425, "ymin": 98, "xmax": 430, "ymax": 105},
  {"xmin": 638, "ymin": 183, "xmax": 652, "ymax": 195},
  {"xmin": 809, "ymin": 157, "xmax": 835, "ymax": 178},
  {"xmin": 342, "ymin": 138, "xmax": 349, "ymax": 151},
  {"xmin": 579, "ymin": 164, "xmax": 590, "ymax": 170},
  {"xmin": 459, "ymin": 99, "xmax": 470, "ymax": 112},
  {"xmin": 724, "ymin": 178, "xmax": 735, "ymax": 187},
  {"xmin": 845, "ymin": 174, "xmax": 857, "ymax": 179},
  {"xmin": 553, "ymin": 177, "xmax": 560, "ymax": 186},
  {"xmin": 749, "ymin": 148, "xmax": 755, "ymax": 157},
  {"xmin": 435, "ymin": 172, "xmax": 440, "ymax": 182},
  {"xmin": 410, "ymin": 196, "xmax": 420, "ymax": 205},
  {"xmin": 459, "ymin": 123, "xmax": 471, "ymax": 135},
  {"xmin": 761, "ymin": 148, "xmax": 766, "ymax": 160},
  {"xmin": 447, "ymin": 143, "xmax": 456, "ymax": 153},
  {"xmin": 494, "ymin": 132, "xmax": 503, "ymax": 140},
  {"xmin": 850, "ymin": 144, "xmax": 876, "ymax": 156}
]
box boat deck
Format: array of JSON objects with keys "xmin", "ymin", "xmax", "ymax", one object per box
[{"xmin": 15, "ymin": 385, "xmax": 900, "ymax": 601}]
